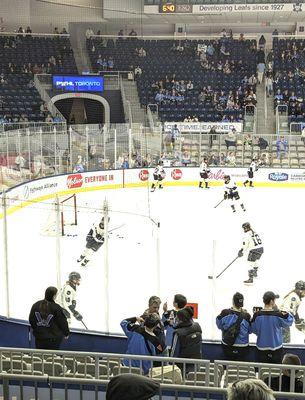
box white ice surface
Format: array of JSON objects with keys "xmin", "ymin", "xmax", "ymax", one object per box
[{"xmin": 1, "ymin": 185, "xmax": 305, "ymax": 343}]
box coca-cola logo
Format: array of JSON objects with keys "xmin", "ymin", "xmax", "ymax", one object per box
[
  {"xmin": 171, "ymin": 168, "xmax": 182, "ymax": 180},
  {"xmin": 67, "ymin": 174, "xmax": 83, "ymax": 188},
  {"xmin": 208, "ymin": 169, "xmax": 226, "ymax": 180},
  {"xmin": 139, "ymin": 169, "xmax": 149, "ymax": 181}
]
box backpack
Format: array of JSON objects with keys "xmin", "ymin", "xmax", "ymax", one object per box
[{"xmin": 222, "ymin": 313, "xmax": 244, "ymax": 346}]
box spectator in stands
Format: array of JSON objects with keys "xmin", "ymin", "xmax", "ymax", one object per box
[
  {"xmin": 225, "ymin": 128, "xmax": 237, "ymax": 149},
  {"xmin": 120, "ymin": 313, "xmax": 164, "ymax": 375},
  {"xmin": 227, "ymin": 379, "xmax": 275, "ymax": 400},
  {"xmin": 264, "ymin": 353, "xmax": 303, "ymax": 393},
  {"xmin": 239, "ymin": 33, "xmax": 245, "ymax": 42},
  {"xmin": 216, "ymin": 292, "xmax": 251, "ymax": 361},
  {"xmin": 17, "ymin": 26, "xmax": 24, "ymax": 33},
  {"xmin": 73, "ymin": 155, "xmax": 85, "ymax": 173},
  {"xmin": 25, "ymin": 26, "xmax": 32, "ymax": 34},
  {"xmin": 118, "ymin": 29, "xmax": 124, "ymax": 38},
  {"xmin": 186, "ymin": 80, "xmax": 194, "ymax": 91},
  {"xmin": 138, "ymin": 47, "xmax": 146, "ymax": 58},
  {"xmin": 14, "ymin": 153, "xmax": 26, "ymax": 171},
  {"xmin": 134, "ymin": 65, "xmax": 142, "ymax": 77},
  {"xmin": 108, "ymin": 57, "xmax": 114, "ymax": 70},
  {"xmin": 86, "ymin": 27, "xmax": 94, "ymax": 39},
  {"xmin": 259, "ymin": 35, "xmax": 266, "ymax": 49},
  {"xmin": 206, "ymin": 43, "xmax": 215, "ymax": 56},
  {"xmin": 265, "ymin": 74, "xmax": 273, "ymax": 97},
  {"xmin": 276, "ymin": 136, "xmax": 288, "ymax": 158},
  {"xmin": 53, "ymin": 27, "xmax": 59, "ymax": 35},
  {"xmin": 171, "ymin": 306, "xmax": 202, "ymax": 373},
  {"xmin": 162, "ymin": 294, "xmax": 187, "ymax": 352},
  {"xmin": 53, "ymin": 113, "xmax": 62, "ymax": 123},
  {"xmin": 170, "ymin": 124, "xmax": 180, "ymax": 150},
  {"xmin": 227, "ymin": 152, "xmax": 236, "ymax": 166},
  {"xmin": 106, "ymin": 374, "xmax": 160, "ymax": 400},
  {"xmin": 45, "ymin": 114, "xmax": 53, "ymax": 123},
  {"xmin": 29, "ymin": 286, "xmax": 69, "ymax": 349},
  {"xmin": 257, "ymin": 62, "xmax": 265, "ymax": 84},
  {"xmin": 257, "ymin": 136, "xmax": 269, "ymax": 151},
  {"xmin": 272, "ymin": 29, "xmax": 279, "ymax": 36},
  {"xmin": 129, "ymin": 29, "xmax": 137, "ymax": 37},
  {"xmin": 251, "ymin": 291, "xmax": 293, "ymax": 364},
  {"xmin": 61, "ymin": 28, "xmax": 68, "ymax": 34}
]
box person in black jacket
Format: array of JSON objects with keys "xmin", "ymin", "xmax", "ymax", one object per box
[
  {"xmin": 29, "ymin": 287, "xmax": 70, "ymax": 349},
  {"xmin": 171, "ymin": 306, "xmax": 202, "ymax": 374}
]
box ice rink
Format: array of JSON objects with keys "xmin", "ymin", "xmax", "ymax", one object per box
[{"xmin": 1, "ymin": 183, "xmax": 305, "ymax": 344}]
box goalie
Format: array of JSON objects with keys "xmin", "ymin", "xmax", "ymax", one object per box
[
  {"xmin": 281, "ymin": 281, "xmax": 305, "ymax": 343},
  {"xmin": 77, "ymin": 217, "xmax": 109, "ymax": 267}
]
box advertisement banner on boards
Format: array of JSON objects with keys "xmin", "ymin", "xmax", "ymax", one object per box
[
  {"xmin": 193, "ymin": 3, "xmax": 303, "ymax": 13},
  {"xmin": 164, "ymin": 122, "xmax": 243, "ymax": 133}
]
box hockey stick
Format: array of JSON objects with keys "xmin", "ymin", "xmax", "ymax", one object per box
[
  {"xmin": 81, "ymin": 320, "xmax": 88, "ymax": 330},
  {"xmin": 208, "ymin": 256, "xmax": 239, "ymax": 280},
  {"xmin": 214, "ymin": 198, "xmax": 225, "ymax": 209},
  {"xmin": 108, "ymin": 224, "xmax": 125, "ymax": 234}
]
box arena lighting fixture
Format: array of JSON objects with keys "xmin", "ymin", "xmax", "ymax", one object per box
[{"xmin": 35, "ymin": 0, "xmax": 139, "ymax": 14}]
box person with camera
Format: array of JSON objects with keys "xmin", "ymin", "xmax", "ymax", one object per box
[
  {"xmin": 120, "ymin": 313, "xmax": 165, "ymax": 375},
  {"xmin": 216, "ymin": 292, "xmax": 251, "ymax": 361}
]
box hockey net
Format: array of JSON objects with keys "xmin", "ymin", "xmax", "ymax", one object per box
[{"xmin": 41, "ymin": 194, "xmax": 77, "ymax": 236}]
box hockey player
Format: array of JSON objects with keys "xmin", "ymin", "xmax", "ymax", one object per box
[
  {"xmin": 223, "ymin": 175, "xmax": 246, "ymax": 213},
  {"xmin": 238, "ymin": 222, "xmax": 264, "ymax": 284},
  {"xmin": 151, "ymin": 162, "xmax": 165, "ymax": 192},
  {"xmin": 77, "ymin": 217, "xmax": 109, "ymax": 267},
  {"xmin": 56, "ymin": 272, "xmax": 82, "ymax": 324},
  {"xmin": 281, "ymin": 281, "xmax": 305, "ymax": 343},
  {"xmin": 243, "ymin": 158, "xmax": 259, "ymax": 187},
  {"xmin": 199, "ymin": 158, "xmax": 210, "ymax": 189}
]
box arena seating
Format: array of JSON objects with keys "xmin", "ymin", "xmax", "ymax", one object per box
[
  {"xmin": 0, "ymin": 35, "xmax": 77, "ymax": 122},
  {"xmin": 87, "ymin": 37, "xmax": 257, "ymax": 122}
]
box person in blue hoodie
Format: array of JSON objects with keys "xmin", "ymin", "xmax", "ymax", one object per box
[
  {"xmin": 216, "ymin": 292, "xmax": 251, "ymax": 361},
  {"xmin": 120, "ymin": 313, "xmax": 164, "ymax": 375},
  {"xmin": 251, "ymin": 291, "xmax": 294, "ymax": 364}
]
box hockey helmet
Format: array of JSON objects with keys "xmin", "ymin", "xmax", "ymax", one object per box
[
  {"xmin": 242, "ymin": 222, "xmax": 251, "ymax": 232},
  {"xmin": 224, "ymin": 175, "xmax": 230, "ymax": 183},
  {"xmin": 295, "ymin": 280, "xmax": 305, "ymax": 291},
  {"xmin": 69, "ymin": 271, "xmax": 81, "ymax": 282}
]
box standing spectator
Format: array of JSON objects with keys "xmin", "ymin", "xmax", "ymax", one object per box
[
  {"xmin": 225, "ymin": 128, "xmax": 237, "ymax": 149},
  {"xmin": 142, "ymin": 296, "xmax": 166, "ymax": 355},
  {"xmin": 134, "ymin": 65, "xmax": 142, "ymax": 77},
  {"xmin": 259, "ymin": 35, "xmax": 266, "ymax": 49},
  {"xmin": 29, "ymin": 287, "xmax": 69, "ymax": 349},
  {"xmin": 264, "ymin": 353, "xmax": 303, "ymax": 393},
  {"xmin": 265, "ymin": 74, "xmax": 273, "ymax": 97},
  {"xmin": 162, "ymin": 294, "xmax": 187, "ymax": 351},
  {"xmin": 251, "ymin": 291, "xmax": 293, "ymax": 363},
  {"xmin": 216, "ymin": 292, "xmax": 251, "ymax": 361},
  {"xmin": 227, "ymin": 151, "xmax": 236, "ymax": 166},
  {"xmin": 15, "ymin": 153, "xmax": 26, "ymax": 171},
  {"xmin": 171, "ymin": 306, "xmax": 202, "ymax": 373},
  {"xmin": 227, "ymin": 379, "xmax": 275, "ymax": 400},
  {"xmin": 53, "ymin": 27, "xmax": 60, "ymax": 34},
  {"xmin": 258, "ymin": 136, "xmax": 269, "ymax": 150},
  {"xmin": 276, "ymin": 136, "xmax": 288, "ymax": 158},
  {"xmin": 73, "ymin": 155, "xmax": 85, "ymax": 172},
  {"xmin": 86, "ymin": 27, "xmax": 94, "ymax": 39},
  {"xmin": 120, "ymin": 313, "xmax": 164, "ymax": 375},
  {"xmin": 170, "ymin": 124, "xmax": 180, "ymax": 150},
  {"xmin": 106, "ymin": 374, "xmax": 160, "ymax": 400},
  {"xmin": 118, "ymin": 29, "xmax": 124, "ymax": 38},
  {"xmin": 129, "ymin": 29, "xmax": 137, "ymax": 37},
  {"xmin": 272, "ymin": 29, "xmax": 279, "ymax": 36},
  {"xmin": 257, "ymin": 62, "xmax": 265, "ymax": 84}
]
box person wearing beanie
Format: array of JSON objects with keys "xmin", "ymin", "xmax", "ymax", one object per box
[
  {"xmin": 171, "ymin": 306, "xmax": 202, "ymax": 373},
  {"xmin": 29, "ymin": 287, "xmax": 70, "ymax": 349},
  {"xmin": 216, "ymin": 292, "xmax": 251, "ymax": 361},
  {"xmin": 120, "ymin": 313, "xmax": 165, "ymax": 375},
  {"xmin": 106, "ymin": 373, "xmax": 160, "ymax": 400}
]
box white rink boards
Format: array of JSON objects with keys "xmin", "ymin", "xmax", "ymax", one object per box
[{"xmin": 1, "ymin": 172, "xmax": 305, "ymax": 344}]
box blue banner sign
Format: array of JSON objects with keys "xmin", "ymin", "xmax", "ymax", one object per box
[{"xmin": 53, "ymin": 75, "xmax": 104, "ymax": 92}]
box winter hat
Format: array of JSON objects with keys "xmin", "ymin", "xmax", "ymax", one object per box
[{"xmin": 106, "ymin": 373, "xmax": 160, "ymax": 400}]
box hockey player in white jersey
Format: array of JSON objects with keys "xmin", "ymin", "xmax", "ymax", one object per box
[
  {"xmin": 223, "ymin": 175, "xmax": 246, "ymax": 213},
  {"xmin": 56, "ymin": 272, "xmax": 82, "ymax": 324},
  {"xmin": 151, "ymin": 162, "xmax": 165, "ymax": 192},
  {"xmin": 77, "ymin": 217, "xmax": 109, "ymax": 267},
  {"xmin": 281, "ymin": 281, "xmax": 305, "ymax": 343},
  {"xmin": 237, "ymin": 222, "xmax": 264, "ymax": 284},
  {"xmin": 199, "ymin": 158, "xmax": 210, "ymax": 189},
  {"xmin": 243, "ymin": 158, "xmax": 259, "ymax": 187}
]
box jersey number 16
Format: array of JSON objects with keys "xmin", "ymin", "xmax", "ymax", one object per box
[{"xmin": 252, "ymin": 233, "xmax": 262, "ymax": 246}]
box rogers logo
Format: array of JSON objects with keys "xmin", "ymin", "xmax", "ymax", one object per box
[
  {"xmin": 139, "ymin": 169, "xmax": 149, "ymax": 181},
  {"xmin": 171, "ymin": 168, "xmax": 182, "ymax": 180},
  {"xmin": 208, "ymin": 169, "xmax": 226, "ymax": 180},
  {"xmin": 67, "ymin": 174, "xmax": 83, "ymax": 188}
]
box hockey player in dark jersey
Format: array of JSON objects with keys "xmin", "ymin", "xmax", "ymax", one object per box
[
  {"xmin": 151, "ymin": 162, "xmax": 166, "ymax": 192},
  {"xmin": 199, "ymin": 158, "xmax": 210, "ymax": 189},
  {"xmin": 223, "ymin": 175, "xmax": 246, "ymax": 213},
  {"xmin": 77, "ymin": 217, "xmax": 109, "ymax": 267}
]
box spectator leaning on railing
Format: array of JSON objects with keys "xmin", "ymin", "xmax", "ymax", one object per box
[{"xmin": 251, "ymin": 291, "xmax": 293, "ymax": 364}]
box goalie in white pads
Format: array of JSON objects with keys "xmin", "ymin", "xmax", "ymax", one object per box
[
  {"xmin": 281, "ymin": 281, "xmax": 305, "ymax": 343},
  {"xmin": 56, "ymin": 272, "xmax": 82, "ymax": 324},
  {"xmin": 77, "ymin": 217, "xmax": 109, "ymax": 267},
  {"xmin": 223, "ymin": 175, "xmax": 246, "ymax": 213},
  {"xmin": 151, "ymin": 162, "xmax": 165, "ymax": 192},
  {"xmin": 199, "ymin": 158, "xmax": 210, "ymax": 189},
  {"xmin": 237, "ymin": 222, "xmax": 264, "ymax": 285},
  {"xmin": 243, "ymin": 158, "xmax": 259, "ymax": 187}
]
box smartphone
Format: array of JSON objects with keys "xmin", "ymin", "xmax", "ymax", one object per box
[{"xmin": 253, "ymin": 306, "xmax": 263, "ymax": 313}]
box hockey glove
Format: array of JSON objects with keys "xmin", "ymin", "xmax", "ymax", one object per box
[
  {"xmin": 238, "ymin": 249, "xmax": 243, "ymax": 258},
  {"xmin": 224, "ymin": 192, "xmax": 228, "ymax": 200},
  {"xmin": 73, "ymin": 311, "xmax": 83, "ymax": 321}
]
